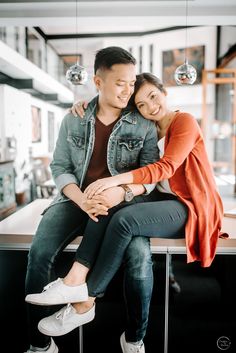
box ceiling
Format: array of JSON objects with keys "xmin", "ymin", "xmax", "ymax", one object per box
[
  {"xmin": 0, "ymin": 0, "xmax": 236, "ymax": 56},
  {"xmin": 0, "ymin": 0, "xmax": 235, "ymax": 106}
]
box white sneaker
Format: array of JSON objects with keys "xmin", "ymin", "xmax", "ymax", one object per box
[
  {"xmin": 25, "ymin": 278, "xmax": 88, "ymax": 305},
  {"xmin": 120, "ymin": 332, "xmax": 145, "ymax": 353},
  {"xmin": 38, "ymin": 303, "xmax": 95, "ymax": 336},
  {"xmin": 25, "ymin": 338, "xmax": 58, "ymax": 353}
]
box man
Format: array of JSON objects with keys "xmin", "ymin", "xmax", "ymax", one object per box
[{"xmin": 25, "ymin": 46, "xmax": 158, "ymax": 353}]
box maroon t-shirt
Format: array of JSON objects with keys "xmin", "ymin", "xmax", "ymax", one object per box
[{"xmin": 82, "ymin": 117, "xmax": 118, "ymax": 190}]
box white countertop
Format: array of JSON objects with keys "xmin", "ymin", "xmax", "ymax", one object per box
[{"xmin": 0, "ymin": 199, "xmax": 236, "ymax": 254}]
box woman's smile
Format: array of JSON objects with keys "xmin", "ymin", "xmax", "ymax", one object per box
[{"xmin": 150, "ymin": 106, "xmax": 161, "ymax": 116}]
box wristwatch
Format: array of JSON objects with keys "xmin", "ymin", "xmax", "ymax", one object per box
[{"xmin": 120, "ymin": 184, "xmax": 134, "ymax": 202}]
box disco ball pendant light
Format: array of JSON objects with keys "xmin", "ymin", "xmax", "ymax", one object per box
[
  {"xmin": 66, "ymin": 63, "xmax": 88, "ymax": 85},
  {"xmin": 66, "ymin": 0, "xmax": 88, "ymax": 85},
  {"xmin": 174, "ymin": 0, "xmax": 197, "ymax": 85}
]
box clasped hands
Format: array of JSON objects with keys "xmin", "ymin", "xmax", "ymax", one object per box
[{"xmin": 81, "ymin": 179, "xmax": 122, "ymax": 222}]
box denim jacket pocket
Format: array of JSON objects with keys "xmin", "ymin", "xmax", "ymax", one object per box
[
  {"xmin": 117, "ymin": 137, "xmax": 144, "ymax": 167},
  {"xmin": 67, "ymin": 134, "xmax": 85, "ymax": 148},
  {"xmin": 67, "ymin": 134, "xmax": 86, "ymax": 165}
]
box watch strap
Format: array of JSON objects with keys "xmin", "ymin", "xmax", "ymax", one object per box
[{"xmin": 120, "ymin": 184, "xmax": 132, "ymax": 193}]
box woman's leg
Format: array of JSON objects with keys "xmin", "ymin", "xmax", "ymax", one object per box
[
  {"xmin": 62, "ymin": 202, "xmax": 134, "ymax": 313},
  {"xmin": 62, "ymin": 194, "xmax": 153, "ymax": 288},
  {"xmin": 87, "ymin": 199, "xmax": 188, "ymax": 297},
  {"xmin": 61, "ymin": 204, "xmax": 125, "ymax": 286},
  {"xmin": 62, "ymin": 195, "xmax": 146, "ymax": 288}
]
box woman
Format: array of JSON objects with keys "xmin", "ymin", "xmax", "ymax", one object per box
[
  {"xmin": 84, "ymin": 72, "xmax": 227, "ymax": 266},
  {"xmin": 26, "ymin": 73, "xmax": 227, "ymax": 343}
]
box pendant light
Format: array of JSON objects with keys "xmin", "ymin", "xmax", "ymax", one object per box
[
  {"xmin": 66, "ymin": 0, "xmax": 88, "ymax": 85},
  {"xmin": 174, "ymin": 0, "xmax": 197, "ymax": 85}
]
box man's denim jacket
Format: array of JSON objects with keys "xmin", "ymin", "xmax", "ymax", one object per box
[{"xmin": 50, "ymin": 96, "xmax": 159, "ymax": 205}]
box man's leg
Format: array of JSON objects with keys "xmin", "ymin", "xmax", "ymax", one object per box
[
  {"xmin": 25, "ymin": 201, "xmax": 88, "ymax": 348},
  {"xmin": 123, "ymin": 236, "xmax": 153, "ymax": 343}
]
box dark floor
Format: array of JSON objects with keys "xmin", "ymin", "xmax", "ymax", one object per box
[
  {"xmin": 167, "ymin": 255, "xmax": 236, "ymax": 353},
  {"xmin": 0, "ymin": 252, "xmax": 235, "ymax": 353}
]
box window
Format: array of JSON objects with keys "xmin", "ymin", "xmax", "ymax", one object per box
[
  {"xmin": 139, "ymin": 46, "xmax": 143, "ymax": 73},
  {"xmin": 149, "ymin": 44, "xmax": 153, "ymax": 73},
  {"xmin": 0, "ymin": 27, "xmax": 6, "ymax": 43}
]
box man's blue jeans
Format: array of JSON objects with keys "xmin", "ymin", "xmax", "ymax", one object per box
[{"xmin": 25, "ymin": 198, "xmax": 153, "ymax": 347}]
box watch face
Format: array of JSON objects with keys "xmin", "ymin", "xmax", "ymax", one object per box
[
  {"xmin": 125, "ymin": 190, "xmax": 134, "ymax": 202},
  {"xmin": 120, "ymin": 185, "xmax": 134, "ymax": 202}
]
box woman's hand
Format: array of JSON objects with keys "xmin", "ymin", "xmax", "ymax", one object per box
[
  {"xmin": 91, "ymin": 187, "xmax": 125, "ymax": 209},
  {"xmin": 84, "ymin": 176, "xmax": 121, "ymax": 199},
  {"xmin": 69, "ymin": 101, "xmax": 88, "ymax": 118},
  {"xmin": 85, "ymin": 172, "xmax": 134, "ymax": 198}
]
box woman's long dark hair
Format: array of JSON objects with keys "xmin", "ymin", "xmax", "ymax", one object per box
[{"xmin": 128, "ymin": 72, "xmax": 167, "ymax": 109}]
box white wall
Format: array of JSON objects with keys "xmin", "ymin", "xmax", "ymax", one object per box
[
  {"xmin": 112, "ymin": 27, "xmax": 217, "ymax": 117},
  {"xmin": 0, "ymin": 84, "xmax": 31, "ymax": 162},
  {"xmin": 0, "ymin": 84, "xmax": 31, "ymax": 192},
  {"xmin": 102, "ymin": 27, "xmax": 219, "ymax": 160},
  {"xmin": 72, "ymin": 42, "xmax": 104, "ymax": 102},
  {"xmin": 4, "ymin": 26, "xmax": 26, "ymax": 57},
  {"xmin": 102, "ymin": 27, "xmax": 217, "ymax": 115},
  {"xmin": 18, "ymin": 27, "xmax": 26, "ymax": 57},
  {"xmin": 47, "ymin": 44, "xmax": 60, "ymax": 80},
  {"xmin": 0, "ymin": 84, "xmax": 66, "ymax": 192},
  {"xmin": 0, "ymin": 86, "xmax": 6, "ymax": 161},
  {"xmin": 30, "ymin": 96, "xmax": 66, "ymax": 158},
  {"xmin": 219, "ymin": 26, "xmax": 236, "ymax": 57}
]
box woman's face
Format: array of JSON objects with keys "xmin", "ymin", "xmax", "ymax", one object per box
[{"xmin": 134, "ymin": 82, "xmax": 167, "ymax": 122}]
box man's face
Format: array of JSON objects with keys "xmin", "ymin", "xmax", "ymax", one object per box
[{"xmin": 94, "ymin": 63, "xmax": 136, "ymax": 110}]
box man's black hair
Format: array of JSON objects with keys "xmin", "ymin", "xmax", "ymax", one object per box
[{"xmin": 94, "ymin": 46, "xmax": 136, "ymax": 74}]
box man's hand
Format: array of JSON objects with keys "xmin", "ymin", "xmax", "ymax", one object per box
[
  {"xmin": 78, "ymin": 193, "xmax": 108, "ymax": 222},
  {"xmin": 81, "ymin": 187, "xmax": 125, "ymax": 220},
  {"xmin": 69, "ymin": 101, "xmax": 88, "ymax": 118}
]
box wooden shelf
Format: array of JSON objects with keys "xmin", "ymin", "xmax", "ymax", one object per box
[{"xmin": 202, "ymin": 68, "xmax": 236, "ymax": 194}]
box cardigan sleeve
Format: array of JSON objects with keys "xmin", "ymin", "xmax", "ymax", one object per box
[{"xmin": 132, "ymin": 113, "xmax": 202, "ymax": 184}]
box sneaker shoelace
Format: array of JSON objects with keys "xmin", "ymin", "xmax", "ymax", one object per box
[
  {"xmin": 43, "ymin": 278, "xmax": 61, "ymax": 292},
  {"xmin": 135, "ymin": 343, "xmax": 143, "ymax": 353},
  {"xmin": 55, "ymin": 303, "xmax": 73, "ymax": 324},
  {"xmin": 130, "ymin": 342, "xmax": 144, "ymax": 353}
]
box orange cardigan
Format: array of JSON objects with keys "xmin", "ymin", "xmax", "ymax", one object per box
[{"xmin": 132, "ymin": 112, "xmax": 228, "ymax": 267}]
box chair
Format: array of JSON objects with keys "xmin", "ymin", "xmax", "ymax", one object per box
[{"xmin": 31, "ymin": 160, "xmax": 56, "ymax": 199}]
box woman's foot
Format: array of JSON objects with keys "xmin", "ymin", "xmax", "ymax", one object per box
[
  {"xmin": 63, "ymin": 261, "xmax": 89, "ymax": 286},
  {"xmin": 25, "ymin": 278, "xmax": 88, "ymax": 305}
]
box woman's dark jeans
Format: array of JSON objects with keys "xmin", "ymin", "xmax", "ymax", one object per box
[
  {"xmin": 76, "ymin": 191, "xmax": 188, "ymax": 342},
  {"xmin": 25, "ymin": 198, "xmax": 153, "ymax": 347}
]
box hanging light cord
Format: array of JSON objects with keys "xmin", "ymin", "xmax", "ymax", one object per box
[
  {"xmin": 76, "ymin": 0, "xmax": 78, "ymax": 64},
  {"xmin": 184, "ymin": 0, "xmax": 188, "ymax": 65}
]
